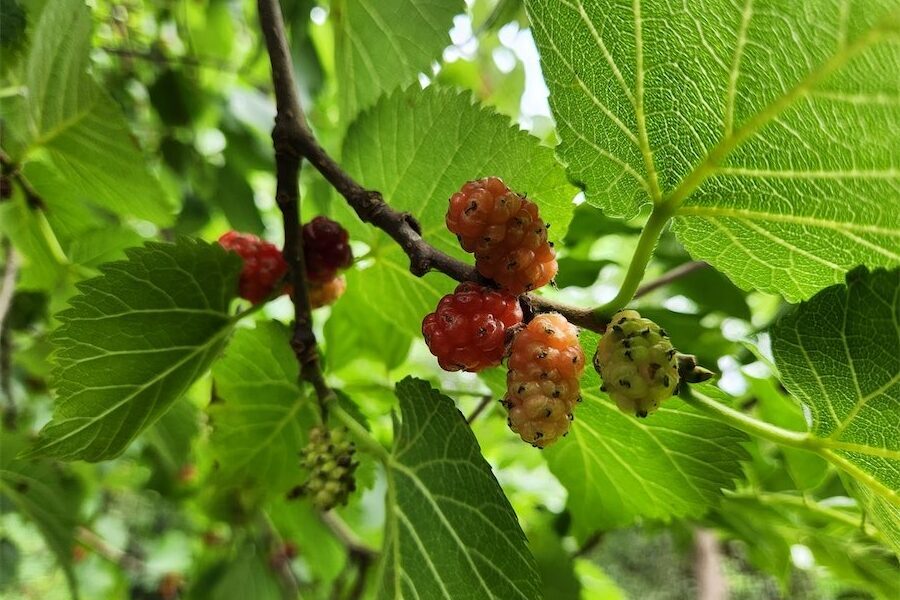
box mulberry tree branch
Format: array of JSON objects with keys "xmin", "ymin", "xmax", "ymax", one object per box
[
  {"xmin": 257, "ymin": 0, "xmax": 332, "ymax": 412},
  {"xmin": 255, "ymin": 1, "xmax": 608, "ymax": 334}
]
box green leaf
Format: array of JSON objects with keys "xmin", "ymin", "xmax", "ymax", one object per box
[
  {"xmin": 339, "ymin": 86, "xmax": 577, "ymax": 341},
  {"xmin": 142, "ymin": 397, "xmax": 201, "ymax": 493},
  {"xmin": 745, "ymin": 376, "xmax": 829, "ymax": 491},
  {"xmin": 190, "ymin": 540, "xmax": 283, "ymax": 600},
  {"xmin": 771, "ymin": 267, "xmax": 900, "ymax": 532},
  {"xmin": 378, "ymin": 377, "xmax": 540, "ymax": 599},
  {"xmin": 718, "ymin": 493, "xmax": 898, "ymax": 598},
  {"xmin": 324, "ymin": 269, "xmax": 412, "ymax": 371},
  {"xmin": 210, "ymin": 321, "xmax": 317, "ymax": 493},
  {"xmin": 26, "ymin": 238, "xmax": 241, "ymax": 461},
  {"xmin": 527, "ymin": 511, "xmax": 581, "ymax": 600},
  {"xmin": 0, "ymin": 537, "xmax": 19, "ymax": 592},
  {"xmin": 547, "ymin": 333, "xmax": 749, "ymax": 534},
  {"xmin": 527, "ymin": 0, "xmax": 900, "ymax": 301},
  {"xmin": 0, "ymin": 196, "xmax": 69, "ymax": 291},
  {"xmin": 333, "ymin": 0, "xmax": 463, "ymax": 120},
  {"xmin": 0, "ymin": 434, "xmax": 82, "ymax": 595},
  {"xmin": 11, "ymin": 0, "xmax": 173, "ymax": 224}
]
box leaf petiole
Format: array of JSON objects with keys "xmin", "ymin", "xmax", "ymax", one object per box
[
  {"xmin": 594, "ymin": 204, "xmax": 673, "ymax": 319},
  {"xmin": 329, "ymin": 402, "xmax": 392, "ymax": 464},
  {"xmin": 679, "ymin": 386, "xmax": 815, "ymax": 450}
]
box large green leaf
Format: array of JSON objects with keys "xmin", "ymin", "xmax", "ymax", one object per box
[
  {"xmin": 546, "ymin": 333, "xmax": 749, "ymax": 534},
  {"xmin": 26, "ymin": 238, "xmax": 241, "ymax": 461},
  {"xmin": 0, "ymin": 434, "xmax": 82, "ymax": 595},
  {"xmin": 377, "ymin": 377, "xmax": 540, "ymax": 599},
  {"xmin": 716, "ymin": 493, "xmax": 898, "ymax": 598},
  {"xmin": 333, "ymin": 0, "xmax": 463, "ymax": 121},
  {"xmin": 339, "ymin": 86, "xmax": 578, "ymax": 341},
  {"xmin": 745, "ymin": 376, "xmax": 829, "ymax": 491},
  {"xmin": 210, "ymin": 321, "xmax": 317, "ymax": 493},
  {"xmin": 771, "ymin": 267, "xmax": 900, "ymax": 535},
  {"xmin": 190, "ymin": 540, "xmax": 284, "ymax": 600},
  {"xmin": 7, "ymin": 0, "xmax": 173, "ymax": 224},
  {"xmin": 527, "ymin": 0, "xmax": 900, "ymax": 300}
]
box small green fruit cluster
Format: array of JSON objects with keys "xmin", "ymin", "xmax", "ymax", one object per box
[
  {"xmin": 297, "ymin": 426, "xmax": 358, "ymax": 511},
  {"xmin": 594, "ymin": 310, "xmax": 679, "ymax": 418}
]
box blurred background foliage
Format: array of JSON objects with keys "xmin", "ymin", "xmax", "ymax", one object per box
[{"xmin": 0, "ymin": 0, "xmax": 895, "ymax": 598}]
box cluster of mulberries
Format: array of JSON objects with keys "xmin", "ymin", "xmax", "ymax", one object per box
[
  {"xmin": 217, "ymin": 216, "xmax": 352, "ymax": 308},
  {"xmin": 217, "ymin": 231, "xmax": 288, "ymax": 304},
  {"xmin": 302, "ymin": 216, "xmax": 353, "ymax": 307},
  {"xmin": 446, "ymin": 177, "xmax": 557, "ymax": 295},
  {"xmin": 293, "ymin": 426, "xmax": 358, "ymax": 511}
]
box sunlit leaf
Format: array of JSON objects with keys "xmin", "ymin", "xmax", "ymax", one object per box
[{"xmin": 527, "ymin": 0, "xmax": 900, "ymax": 300}]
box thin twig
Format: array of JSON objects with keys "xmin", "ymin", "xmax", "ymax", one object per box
[
  {"xmin": 0, "ymin": 241, "xmax": 17, "ymax": 340},
  {"xmin": 693, "ymin": 528, "xmax": 728, "ymax": 600},
  {"xmin": 320, "ymin": 512, "xmax": 377, "ymax": 600},
  {"xmin": 634, "ymin": 260, "xmax": 708, "ymax": 299},
  {"xmin": 0, "ymin": 241, "xmax": 18, "ymax": 425},
  {"xmin": 75, "ymin": 527, "xmax": 144, "ymax": 573},
  {"xmin": 258, "ymin": 0, "xmax": 332, "ymax": 418},
  {"xmin": 259, "ymin": 512, "xmax": 301, "ymax": 600},
  {"xmin": 100, "ymin": 46, "xmax": 226, "ymax": 69},
  {"xmin": 572, "ymin": 531, "xmax": 603, "ymax": 558},
  {"xmin": 253, "ymin": 2, "xmax": 607, "ymax": 333},
  {"xmin": 319, "ymin": 511, "xmax": 378, "ymax": 560},
  {"xmin": 0, "ymin": 151, "xmax": 44, "ymax": 209},
  {"xmin": 466, "ymin": 395, "xmax": 494, "ymax": 424}
]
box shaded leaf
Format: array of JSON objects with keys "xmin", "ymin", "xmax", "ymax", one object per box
[
  {"xmin": 547, "ymin": 333, "xmax": 749, "ymax": 534},
  {"xmin": 210, "ymin": 321, "xmax": 317, "ymax": 494},
  {"xmin": 13, "ymin": 0, "xmax": 174, "ymax": 224},
  {"xmin": 771, "ymin": 267, "xmax": 900, "ymax": 537},
  {"xmin": 333, "ymin": 0, "xmax": 463, "ymax": 120},
  {"xmin": 27, "ymin": 238, "xmax": 241, "ymax": 461},
  {"xmin": 0, "ymin": 434, "xmax": 81, "ymax": 595},
  {"xmin": 377, "ymin": 377, "xmax": 540, "ymax": 599}
]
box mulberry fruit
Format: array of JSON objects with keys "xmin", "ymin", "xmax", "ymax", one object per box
[
  {"xmin": 292, "ymin": 426, "xmax": 358, "ymax": 511},
  {"xmin": 503, "ymin": 313, "xmax": 584, "ymax": 447},
  {"xmin": 422, "ymin": 282, "xmax": 523, "ymax": 372},
  {"xmin": 594, "ymin": 310, "xmax": 679, "ymax": 417},
  {"xmin": 218, "ymin": 231, "xmax": 288, "ymax": 304},
  {"xmin": 302, "ymin": 216, "xmax": 353, "ymax": 284},
  {"xmin": 308, "ymin": 275, "xmax": 347, "ymax": 309},
  {"xmin": 446, "ymin": 177, "xmax": 557, "ymax": 295}
]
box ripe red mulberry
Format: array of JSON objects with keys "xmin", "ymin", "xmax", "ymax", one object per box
[
  {"xmin": 422, "ymin": 282, "xmax": 523, "ymax": 372},
  {"xmin": 446, "ymin": 177, "xmax": 557, "ymax": 295},
  {"xmin": 218, "ymin": 231, "xmax": 288, "ymax": 304}
]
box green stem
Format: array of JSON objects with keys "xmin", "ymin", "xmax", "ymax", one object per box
[
  {"xmin": 725, "ymin": 491, "xmax": 887, "ymax": 543},
  {"xmin": 685, "ymin": 388, "xmax": 900, "ymax": 506},
  {"xmin": 680, "ymin": 387, "xmax": 816, "ymax": 450},
  {"xmin": 594, "ymin": 205, "xmax": 672, "ymax": 318},
  {"xmin": 330, "ymin": 403, "xmax": 391, "ymax": 464},
  {"xmin": 34, "ymin": 210, "xmax": 69, "ymax": 266}
]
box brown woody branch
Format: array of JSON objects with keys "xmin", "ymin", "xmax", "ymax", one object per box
[
  {"xmin": 256, "ymin": 5, "xmax": 705, "ymax": 337},
  {"xmin": 0, "ymin": 150, "xmax": 45, "ymax": 209},
  {"xmin": 256, "ymin": 1, "xmax": 608, "ymax": 334},
  {"xmin": 634, "ymin": 260, "xmax": 708, "ymax": 298},
  {"xmin": 258, "ymin": 0, "xmax": 332, "ymax": 415}
]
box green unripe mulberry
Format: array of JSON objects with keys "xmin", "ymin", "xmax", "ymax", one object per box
[
  {"xmin": 294, "ymin": 426, "xmax": 358, "ymax": 511},
  {"xmin": 593, "ymin": 310, "xmax": 679, "ymax": 417}
]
